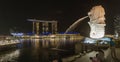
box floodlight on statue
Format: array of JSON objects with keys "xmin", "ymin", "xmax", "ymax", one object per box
[{"xmin": 88, "ymin": 5, "xmax": 106, "ymax": 38}]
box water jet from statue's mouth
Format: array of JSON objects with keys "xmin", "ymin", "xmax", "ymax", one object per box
[{"xmin": 65, "ymin": 5, "xmax": 106, "ymax": 39}]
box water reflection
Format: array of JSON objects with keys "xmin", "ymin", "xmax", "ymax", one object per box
[
  {"xmin": 0, "ymin": 38, "xmax": 82, "ymax": 62},
  {"xmin": 0, "ymin": 50, "xmax": 20, "ymax": 62}
]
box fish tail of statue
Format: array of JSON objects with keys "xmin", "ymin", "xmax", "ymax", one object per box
[{"xmin": 88, "ymin": 22, "xmax": 106, "ymax": 38}]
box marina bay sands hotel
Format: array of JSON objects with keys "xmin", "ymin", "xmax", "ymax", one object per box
[{"xmin": 28, "ymin": 19, "xmax": 57, "ymax": 35}]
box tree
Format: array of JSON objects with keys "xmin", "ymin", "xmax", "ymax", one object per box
[{"xmin": 114, "ymin": 15, "xmax": 120, "ymax": 38}]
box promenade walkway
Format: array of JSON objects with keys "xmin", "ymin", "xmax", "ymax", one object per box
[{"xmin": 62, "ymin": 48, "xmax": 120, "ymax": 62}]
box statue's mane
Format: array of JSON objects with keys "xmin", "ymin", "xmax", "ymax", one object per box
[{"xmin": 88, "ymin": 5, "xmax": 105, "ymax": 24}]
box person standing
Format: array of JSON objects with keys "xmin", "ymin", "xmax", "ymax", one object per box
[
  {"xmin": 109, "ymin": 38, "xmax": 117, "ymax": 58},
  {"xmin": 90, "ymin": 54, "xmax": 101, "ymax": 62},
  {"xmin": 97, "ymin": 49, "xmax": 105, "ymax": 62}
]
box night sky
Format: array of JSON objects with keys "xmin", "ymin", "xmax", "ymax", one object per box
[{"xmin": 0, "ymin": 0, "xmax": 120, "ymax": 36}]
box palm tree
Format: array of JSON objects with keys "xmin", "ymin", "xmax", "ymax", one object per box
[{"xmin": 114, "ymin": 15, "xmax": 120, "ymax": 38}]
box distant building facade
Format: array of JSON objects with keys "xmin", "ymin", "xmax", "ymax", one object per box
[{"xmin": 28, "ymin": 19, "xmax": 57, "ymax": 35}]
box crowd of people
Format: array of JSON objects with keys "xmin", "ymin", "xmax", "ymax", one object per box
[{"xmin": 90, "ymin": 37, "xmax": 118, "ymax": 62}]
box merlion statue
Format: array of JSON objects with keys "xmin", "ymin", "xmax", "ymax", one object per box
[{"xmin": 88, "ymin": 5, "xmax": 106, "ymax": 38}]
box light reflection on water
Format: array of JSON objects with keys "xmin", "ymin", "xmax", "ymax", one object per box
[
  {"xmin": 0, "ymin": 38, "xmax": 81, "ymax": 62},
  {"xmin": 0, "ymin": 50, "xmax": 20, "ymax": 62}
]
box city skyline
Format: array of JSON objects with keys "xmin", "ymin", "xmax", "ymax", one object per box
[{"xmin": 0, "ymin": 0, "xmax": 119, "ymax": 35}]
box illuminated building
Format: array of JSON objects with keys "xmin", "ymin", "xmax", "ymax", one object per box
[{"xmin": 28, "ymin": 19, "xmax": 57, "ymax": 35}]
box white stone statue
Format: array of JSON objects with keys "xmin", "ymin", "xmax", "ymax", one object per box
[{"xmin": 88, "ymin": 5, "xmax": 106, "ymax": 38}]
